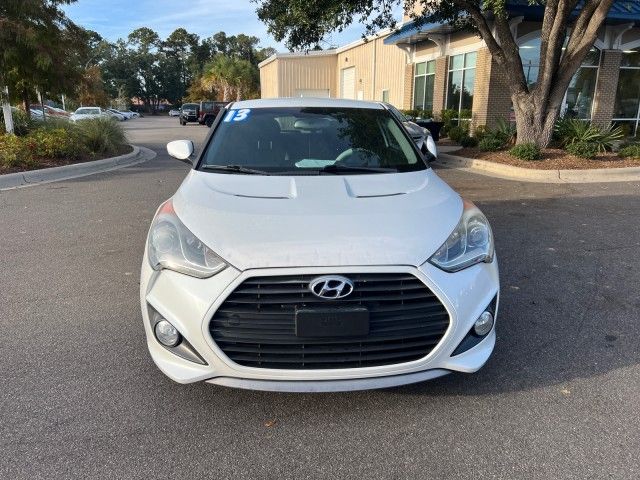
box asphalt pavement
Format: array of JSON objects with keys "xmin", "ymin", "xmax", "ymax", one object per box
[{"xmin": 1, "ymin": 117, "xmax": 639, "ymax": 479}]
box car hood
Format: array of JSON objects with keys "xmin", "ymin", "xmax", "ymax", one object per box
[{"xmin": 172, "ymin": 169, "xmax": 462, "ymax": 270}]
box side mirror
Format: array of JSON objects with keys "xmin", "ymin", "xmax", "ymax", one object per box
[{"xmin": 167, "ymin": 140, "xmax": 194, "ymax": 162}]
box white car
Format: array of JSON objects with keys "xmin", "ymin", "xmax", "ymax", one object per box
[
  {"xmin": 70, "ymin": 107, "xmax": 106, "ymax": 122},
  {"xmin": 106, "ymin": 109, "xmax": 126, "ymax": 121},
  {"xmin": 169, "ymin": 109, "xmax": 181, "ymax": 117},
  {"xmin": 140, "ymin": 98, "xmax": 499, "ymax": 392},
  {"xmin": 110, "ymin": 108, "xmax": 134, "ymax": 119}
]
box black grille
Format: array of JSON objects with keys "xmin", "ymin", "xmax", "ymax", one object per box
[{"xmin": 209, "ymin": 273, "xmax": 450, "ymax": 369}]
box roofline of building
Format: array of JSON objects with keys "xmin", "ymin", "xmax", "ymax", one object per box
[
  {"xmin": 258, "ymin": 49, "xmax": 338, "ymax": 68},
  {"xmin": 258, "ymin": 26, "xmax": 397, "ymax": 69}
]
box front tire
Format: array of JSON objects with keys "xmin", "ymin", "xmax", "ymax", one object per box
[{"xmin": 205, "ymin": 117, "xmax": 214, "ymax": 128}]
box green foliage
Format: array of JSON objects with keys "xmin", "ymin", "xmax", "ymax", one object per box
[
  {"xmin": 566, "ymin": 141, "xmax": 599, "ymax": 159},
  {"xmin": 510, "ymin": 142, "xmax": 541, "ymax": 161},
  {"xmin": 28, "ymin": 128, "xmax": 84, "ymax": 159},
  {"xmin": 474, "ymin": 118, "xmax": 516, "ymax": 151},
  {"xmin": 618, "ymin": 144, "xmax": 640, "ymax": 159},
  {"xmin": 401, "ymin": 109, "xmax": 433, "ymax": 120},
  {"xmin": 460, "ymin": 136, "xmax": 478, "ymax": 148},
  {"xmin": 493, "ymin": 118, "xmax": 517, "ymax": 145},
  {"xmin": 76, "ymin": 118, "xmax": 127, "ymax": 155},
  {"xmin": 555, "ymin": 118, "xmax": 623, "ymax": 152},
  {"xmin": 0, "ymin": 134, "xmax": 34, "ymax": 168},
  {"xmin": 437, "ymin": 109, "xmax": 462, "ymax": 137},
  {"xmin": 478, "ymin": 135, "xmax": 505, "ymax": 152},
  {"xmin": 0, "ymin": 110, "xmax": 36, "ymax": 136},
  {"xmin": 1, "ymin": 117, "xmax": 127, "ymax": 169},
  {"xmin": 448, "ymin": 125, "xmax": 468, "ymax": 143},
  {"xmin": 473, "ymin": 125, "xmax": 488, "ymax": 141}
]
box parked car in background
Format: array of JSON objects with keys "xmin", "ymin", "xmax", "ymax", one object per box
[
  {"xmin": 169, "ymin": 109, "xmax": 181, "ymax": 117},
  {"xmin": 106, "ymin": 109, "xmax": 126, "ymax": 121},
  {"xmin": 385, "ymin": 103, "xmax": 437, "ymax": 157},
  {"xmin": 29, "ymin": 108, "xmax": 45, "ymax": 120},
  {"xmin": 142, "ymin": 98, "xmax": 499, "ymax": 392},
  {"xmin": 126, "ymin": 110, "xmax": 141, "ymax": 118},
  {"xmin": 111, "ymin": 108, "xmax": 135, "ymax": 119},
  {"xmin": 198, "ymin": 101, "xmax": 228, "ymax": 127},
  {"xmin": 70, "ymin": 107, "xmax": 107, "ymax": 122},
  {"xmin": 179, "ymin": 103, "xmax": 199, "ymax": 125}
]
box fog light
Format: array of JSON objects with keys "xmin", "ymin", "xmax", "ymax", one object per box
[
  {"xmin": 154, "ymin": 320, "xmax": 181, "ymax": 347},
  {"xmin": 474, "ymin": 311, "xmax": 494, "ymax": 336}
]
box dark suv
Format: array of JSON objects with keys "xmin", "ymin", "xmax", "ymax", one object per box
[
  {"xmin": 179, "ymin": 103, "xmax": 199, "ymax": 125},
  {"xmin": 198, "ymin": 101, "xmax": 229, "ymax": 127}
]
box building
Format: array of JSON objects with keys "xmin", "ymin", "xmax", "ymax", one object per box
[{"xmin": 259, "ymin": 1, "xmax": 640, "ymax": 135}]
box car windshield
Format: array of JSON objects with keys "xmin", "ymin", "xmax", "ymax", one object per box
[
  {"xmin": 77, "ymin": 108, "xmax": 99, "ymax": 115},
  {"xmin": 199, "ymin": 107, "xmax": 425, "ymax": 175}
]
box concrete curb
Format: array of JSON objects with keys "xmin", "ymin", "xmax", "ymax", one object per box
[
  {"xmin": 436, "ymin": 151, "xmax": 640, "ymax": 183},
  {"xmin": 0, "ymin": 145, "xmax": 156, "ymax": 191}
]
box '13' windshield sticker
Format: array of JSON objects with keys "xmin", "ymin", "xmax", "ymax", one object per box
[{"xmin": 224, "ymin": 109, "xmax": 251, "ymax": 123}]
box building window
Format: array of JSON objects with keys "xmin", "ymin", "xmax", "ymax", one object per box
[
  {"xmin": 519, "ymin": 37, "xmax": 541, "ymax": 88},
  {"xmin": 563, "ymin": 48, "xmax": 600, "ymax": 119},
  {"xmin": 382, "ymin": 89, "xmax": 390, "ymax": 103},
  {"xmin": 446, "ymin": 52, "xmax": 476, "ymax": 118},
  {"xmin": 519, "ymin": 35, "xmax": 600, "ymax": 120},
  {"xmin": 413, "ymin": 60, "xmax": 435, "ymax": 112},
  {"xmin": 613, "ymin": 47, "xmax": 640, "ymax": 136}
]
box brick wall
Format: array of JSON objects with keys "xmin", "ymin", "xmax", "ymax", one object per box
[
  {"xmin": 472, "ymin": 47, "xmax": 512, "ymax": 130},
  {"xmin": 432, "ymin": 56, "xmax": 448, "ymax": 115},
  {"xmin": 591, "ymin": 50, "xmax": 622, "ymax": 128},
  {"xmin": 403, "ymin": 63, "xmax": 414, "ymax": 110}
]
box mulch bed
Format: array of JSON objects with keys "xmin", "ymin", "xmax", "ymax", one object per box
[
  {"xmin": 0, "ymin": 144, "xmax": 134, "ymax": 175},
  {"xmin": 455, "ymin": 147, "xmax": 640, "ymax": 170}
]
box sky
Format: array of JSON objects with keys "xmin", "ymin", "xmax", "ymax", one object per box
[{"xmin": 63, "ymin": 0, "xmax": 402, "ymax": 52}]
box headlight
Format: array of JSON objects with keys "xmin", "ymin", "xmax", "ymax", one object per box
[
  {"xmin": 147, "ymin": 199, "xmax": 227, "ymax": 278},
  {"xmin": 429, "ymin": 200, "xmax": 494, "ymax": 272}
]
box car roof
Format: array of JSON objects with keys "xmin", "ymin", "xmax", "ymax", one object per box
[{"xmin": 230, "ymin": 97, "xmax": 385, "ymax": 110}]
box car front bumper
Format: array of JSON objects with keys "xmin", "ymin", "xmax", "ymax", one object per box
[{"xmin": 140, "ymin": 255, "xmax": 499, "ymax": 392}]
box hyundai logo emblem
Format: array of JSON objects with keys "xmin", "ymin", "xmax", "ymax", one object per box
[{"xmin": 309, "ymin": 275, "xmax": 355, "ymax": 299}]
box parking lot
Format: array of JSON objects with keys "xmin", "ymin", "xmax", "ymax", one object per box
[{"xmin": 1, "ymin": 116, "xmax": 639, "ymax": 479}]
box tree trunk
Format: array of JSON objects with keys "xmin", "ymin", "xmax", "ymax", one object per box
[
  {"xmin": 22, "ymin": 88, "xmax": 31, "ymax": 120},
  {"xmin": 512, "ymin": 94, "xmax": 561, "ymax": 148}
]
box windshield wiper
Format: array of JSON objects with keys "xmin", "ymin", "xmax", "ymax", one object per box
[
  {"xmin": 201, "ymin": 164, "xmax": 271, "ymax": 175},
  {"xmin": 320, "ymin": 164, "xmax": 397, "ymax": 174}
]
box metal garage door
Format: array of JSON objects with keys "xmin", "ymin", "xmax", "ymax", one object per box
[{"xmin": 340, "ymin": 67, "xmax": 356, "ymax": 99}]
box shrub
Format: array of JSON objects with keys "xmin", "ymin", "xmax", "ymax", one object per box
[
  {"xmin": 473, "ymin": 125, "xmax": 488, "ymax": 141},
  {"xmin": 448, "ymin": 125, "xmax": 468, "ymax": 143},
  {"xmin": 618, "ymin": 144, "xmax": 640, "ymax": 159},
  {"xmin": 28, "ymin": 128, "xmax": 84, "ymax": 159},
  {"xmin": 438, "ymin": 108, "xmax": 461, "ymax": 137},
  {"xmin": 0, "ymin": 109, "xmax": 36, "ymax": 136},
  {"xmin": 555, "ymin": 118, "xmax": 623, "ymax": 152},
  {"xmin": 493, "ymin": 118, "xmax": 517, "ymax": 146},
  {"xmin": 401, "ymin": 109, "xmax": 433, "ymax": 120},
  {"xmin": 509, "ymin": 142, "xmax": 541, "ymax": 161},
  {"xmin": 478, "ymin": 135, "xmax": 505, "ymax": 152},
  {"xmin": 76, "ymin": 117, "xmax": 127, "ymax": 155},
  {"xmin": 460, "ymin": 135, "xmax": 478, "ymax": 148},
  {"xmin": 0, "ymin": 134, "xmax": 35, "ymax": 168},
  {"xmin": 566, "ymin": 141, "xmax": 598, "ymax": 159}
]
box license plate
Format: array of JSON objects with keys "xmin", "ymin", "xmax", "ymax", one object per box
[{"xmin": 295, "ymin": 307, "xmax": 369, "ymax": 338}]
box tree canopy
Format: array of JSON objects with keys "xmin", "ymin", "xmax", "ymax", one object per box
[
  {"xmin": 1, "ymin": 2, "xmax": 274, "ymax": 114},
  {"xmin": 0, "ymin": 0, "xmax": 87, "ymax": 113},
  {"xmin": 256, "ymin": 0, "xmax": 618, "ymax": 146}
]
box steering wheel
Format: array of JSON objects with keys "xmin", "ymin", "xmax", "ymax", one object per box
[{"xmin": 334, "ymin": 148, "xmax": 380, "ymax": 166}]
